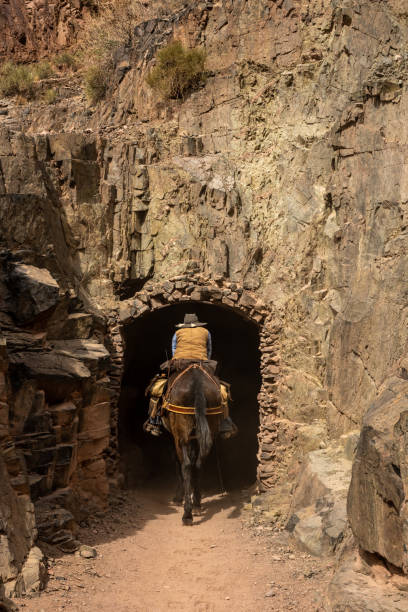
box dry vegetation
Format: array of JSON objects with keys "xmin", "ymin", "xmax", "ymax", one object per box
[
  {"xmin": 0, "ymin": 1, "xmax": 202, "ymax": 105},
  {"xmin": 43, "ymin": 87, "xmax": 57, "ymax": 104},
  {"xmin": 54, "ymin": 52, "xmax": 78, "ymax": 71},
  {"xmin": 76, "ymin": 0, "xmax": 155, "ymax": 102},
  {"xmin": 76, "ymin": 0, "xmax": 192, "ymax": 103},
  {"xmin": 0, "ymin": 62, "xmax": 35, "ymax": 99},
  {"xmin": 0, "ymin": 56, "xmax": 77, "ymax": 102},
  {"xmin": 146, "ymin": 40, "xmax": 206, "ymax": 99}
]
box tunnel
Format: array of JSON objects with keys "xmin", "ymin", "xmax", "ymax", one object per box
[{"xmin": 118, "ymin": 301, "xmax": 261, "ymax": 493}]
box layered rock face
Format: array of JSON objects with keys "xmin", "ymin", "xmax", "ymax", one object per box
[
  {"xmin": 0, "ymin": 253, "xmax": 113, "ymax": 593},
  {"xmin": 2, "ymin": 0, "xmax": 408, "ymax": 606}
]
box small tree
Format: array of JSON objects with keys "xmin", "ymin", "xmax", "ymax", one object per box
[{"xmin": 146, "ymin": 41, "xmax": 206, "ymax": 99}]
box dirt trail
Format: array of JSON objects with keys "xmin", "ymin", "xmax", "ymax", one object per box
[{"xmin": 17, "ymin": 487, "xmax": 333, "ymax": 611}]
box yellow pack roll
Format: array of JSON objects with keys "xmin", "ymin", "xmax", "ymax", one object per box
[{"xmin": 151, "ymin": 377, "xmax": 167, "ymax": 397}]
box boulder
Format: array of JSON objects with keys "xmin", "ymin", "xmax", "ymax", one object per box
[
  {"xmin": 0, "ymin": 454, "xmax": 37, "ymax": 596},
  {"xmin": 21, "ymin": 546, "xmax": 46, "ymax": 594},
  {"xmin": 47, "ymin": 313, "xmax": 93, "ymax": 340},
  {"xmin": 348, "ymin": 376, "xmax": 408, "ymax": 572},
  {"xmin": 287, "ymin": 440, "xmax": 354, "ymax": 556},
  {"xmin": 79, "ymin": 544, "xmax": 97, "ymax": 559},
  {"xmin": 328, "ymin": 548, "xmax": 408, "ymax": 611},
  {"xmin": 51, "ymin": 340, "xmax": 110, "ymax": 376},
  {"xmin": 8, "ymin": 264, "xmax": 59, "ymax": 325},
  {"xmin": 35, "ymin": 502, "xmax": 78, "ymax": 551},
  {"xmin": 9, "ymin": 348, "xmax": 90, "ymax": 382},
  {"xmin": 9, "ymin": 350, "xmax": 91, "ymax": 404},
  {"xmin": 0, "ymin": 579, "xmax": 17, "ymax": 611}
]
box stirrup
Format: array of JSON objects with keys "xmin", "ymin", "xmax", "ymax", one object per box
[
  {"xmin": 219, "ymin": 418, "xmax": 238, "ymax": 440},
  {"xmin": 143, "ymin": 420, "xmax": 162, "ymax": 437}
]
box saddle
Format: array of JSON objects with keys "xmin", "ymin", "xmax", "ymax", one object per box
[
  {"xmin": 146, "ymin": 361, "xmax": 231, "ymax": 418},
  {"xmin": 163, "ymin": 362, "xmax": 223, "ymax": 416},
  {"xmin": 160, "ymin": 358, "xmax": 218, "ymax": 375}
]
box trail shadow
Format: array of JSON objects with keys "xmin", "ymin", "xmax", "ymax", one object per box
[
  {"xmin": 37, "ymin": 472, "xmax": 253, "ymax": 563},
  {"xmin": 38, "ymin": 478, "xmax": 182, "ymax": 560},
  {"xmin": 193, "ymin": 489, "xmax": 247, "ymax": 525}
]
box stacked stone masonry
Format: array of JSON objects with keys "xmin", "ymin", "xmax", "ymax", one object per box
[{"xmin": 117, "ymin": 274, "xmax": 281, "ymax": 490}]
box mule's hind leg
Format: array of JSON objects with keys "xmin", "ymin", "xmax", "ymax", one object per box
[
  {"xmin": 190, "ymin": 441, "xmax": 202, "ymax": 515},
  {"xmin": 173, "ymin": 457, "xmax": 184, "ymax": 505},
  {"xmin": 181, "ymin": 444, "xmax": 193, "ymax": 525}
]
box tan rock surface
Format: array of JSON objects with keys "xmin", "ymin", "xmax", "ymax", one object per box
[
  {"xmin": 348, "ymin": 376, "xmax": 408, "ymax": 572},
  {"xmin": 1, "ymin": 1, "xmax": 408, "ymax": 607}
]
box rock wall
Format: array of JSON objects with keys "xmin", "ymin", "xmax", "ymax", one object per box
[
  {"xmin": 0, "ymin": 251, "xmax": 113, "ymax": 589},
  {"xmin": 6, "ymin": 0, "xmax": 405, "ymax": 449},
  {"xmin": 0, "ymin": 0, "xmax": 91, "ymax": 62},
  {"xmin": 0, "ymin": 337, "xmax": 37, "ymax": 598},
  {"xmin": 2, "ymin": 0, "xmax": 408, "ymax": 605}
]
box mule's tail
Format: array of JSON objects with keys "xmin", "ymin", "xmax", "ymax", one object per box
[{"xmin": 192, "ymin": 367, "xmax": 212, "ymax": 466}]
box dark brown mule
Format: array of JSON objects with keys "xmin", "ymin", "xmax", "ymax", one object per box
[{"xmin": 162, "ymin": 363, "xmax": 222, "ymax": 525}]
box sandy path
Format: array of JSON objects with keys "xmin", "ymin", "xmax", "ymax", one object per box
[{"xmin": 17, "ymin": 487, "xmax": 333, "ymax": 612}]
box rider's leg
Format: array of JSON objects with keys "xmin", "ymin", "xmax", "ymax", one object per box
[
  {"xmin": 144, "ymin": 394, "xmax": 164, "ymax": 436},
  {"xmin": 219, "ymin": 386, "xmax": 238, "ymax": 439}
]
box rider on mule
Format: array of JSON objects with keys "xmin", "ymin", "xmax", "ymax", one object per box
[{"xmin": 144, "ymin": 313, "xmax": 237, "ymax": 438}]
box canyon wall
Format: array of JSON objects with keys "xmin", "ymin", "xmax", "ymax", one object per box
[{"xmin": 2, "ymin": 0, "xmax": 408, "ymax": 606}]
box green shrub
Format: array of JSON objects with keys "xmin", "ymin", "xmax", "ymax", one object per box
[
  {"xmin": 44, "ymin": 88, "xmax": 57, "ymax": 104},
  {"xmin": 84, "ymin": 65, "xmax": 107, "ymax": 103},
  {"xmin": 34, "ymin": 61, "xmax": 54, "ymax": 80},
  {"xmin": 0, "ymin": 61, "xmax": 35, "ymax": 98},
  {"xmin": 54, "ymin": 52, "xmax": 78, "ymax": 71},
  {"xmin": 146, "ymin": 41, "xmax": 206, "ymax": 99}
]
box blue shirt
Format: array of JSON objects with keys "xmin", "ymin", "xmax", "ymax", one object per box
[{"xmin": 172, "ymin": 329, "xmax": 212, "ymax": 359}]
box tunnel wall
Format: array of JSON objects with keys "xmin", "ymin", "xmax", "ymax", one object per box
[{"xmin": 109, "ymin": 274, "xmax": 282, "ymax": 491}]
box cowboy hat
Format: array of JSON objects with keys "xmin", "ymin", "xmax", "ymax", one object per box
[{"xmin": 175, "ymin": 313, "xmax": 207, "ymax": 328}]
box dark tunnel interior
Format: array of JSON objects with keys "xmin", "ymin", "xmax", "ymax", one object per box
[{"xmin": 118, "ymin": 301, "xmax": 261, "ymax": 492}]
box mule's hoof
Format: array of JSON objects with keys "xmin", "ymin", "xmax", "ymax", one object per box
[
  {"xmin": 192, "ymin": 506, "xmax": 202, "ymax": 516},
  {"xmin": 172, "ymin": 497, "xmax": 183, "ymax": 506},
  {"xmin": 182, "ymin": 516, "xmax": 193, "ymax": 526}
]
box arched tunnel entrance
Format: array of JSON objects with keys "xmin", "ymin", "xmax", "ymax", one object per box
[{"xmin": 118, "ymin": 301, "xmax": 261, "ymax": 492}]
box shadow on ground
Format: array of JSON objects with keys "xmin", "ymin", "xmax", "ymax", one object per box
[{"xmin": 40, "ymin": 478, "xmax": 252, "ymax": 561}]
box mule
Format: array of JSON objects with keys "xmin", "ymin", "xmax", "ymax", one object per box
[{"xmin": 161, "ymin": 362, "xmax": 223, "ymax": 525}]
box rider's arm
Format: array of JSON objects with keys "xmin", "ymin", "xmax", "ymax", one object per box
[
  {"xmin": 171, "ymin": 332, "xmax": 177, "ymax": 357},
  {"xmin": 207, "ymin": 331, "xmax": 212, "ymax": 359}
]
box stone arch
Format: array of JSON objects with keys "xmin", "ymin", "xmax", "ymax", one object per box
[{"xmin": 108, "ymin": 275, "xmax": 281, "ymax": 490}]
